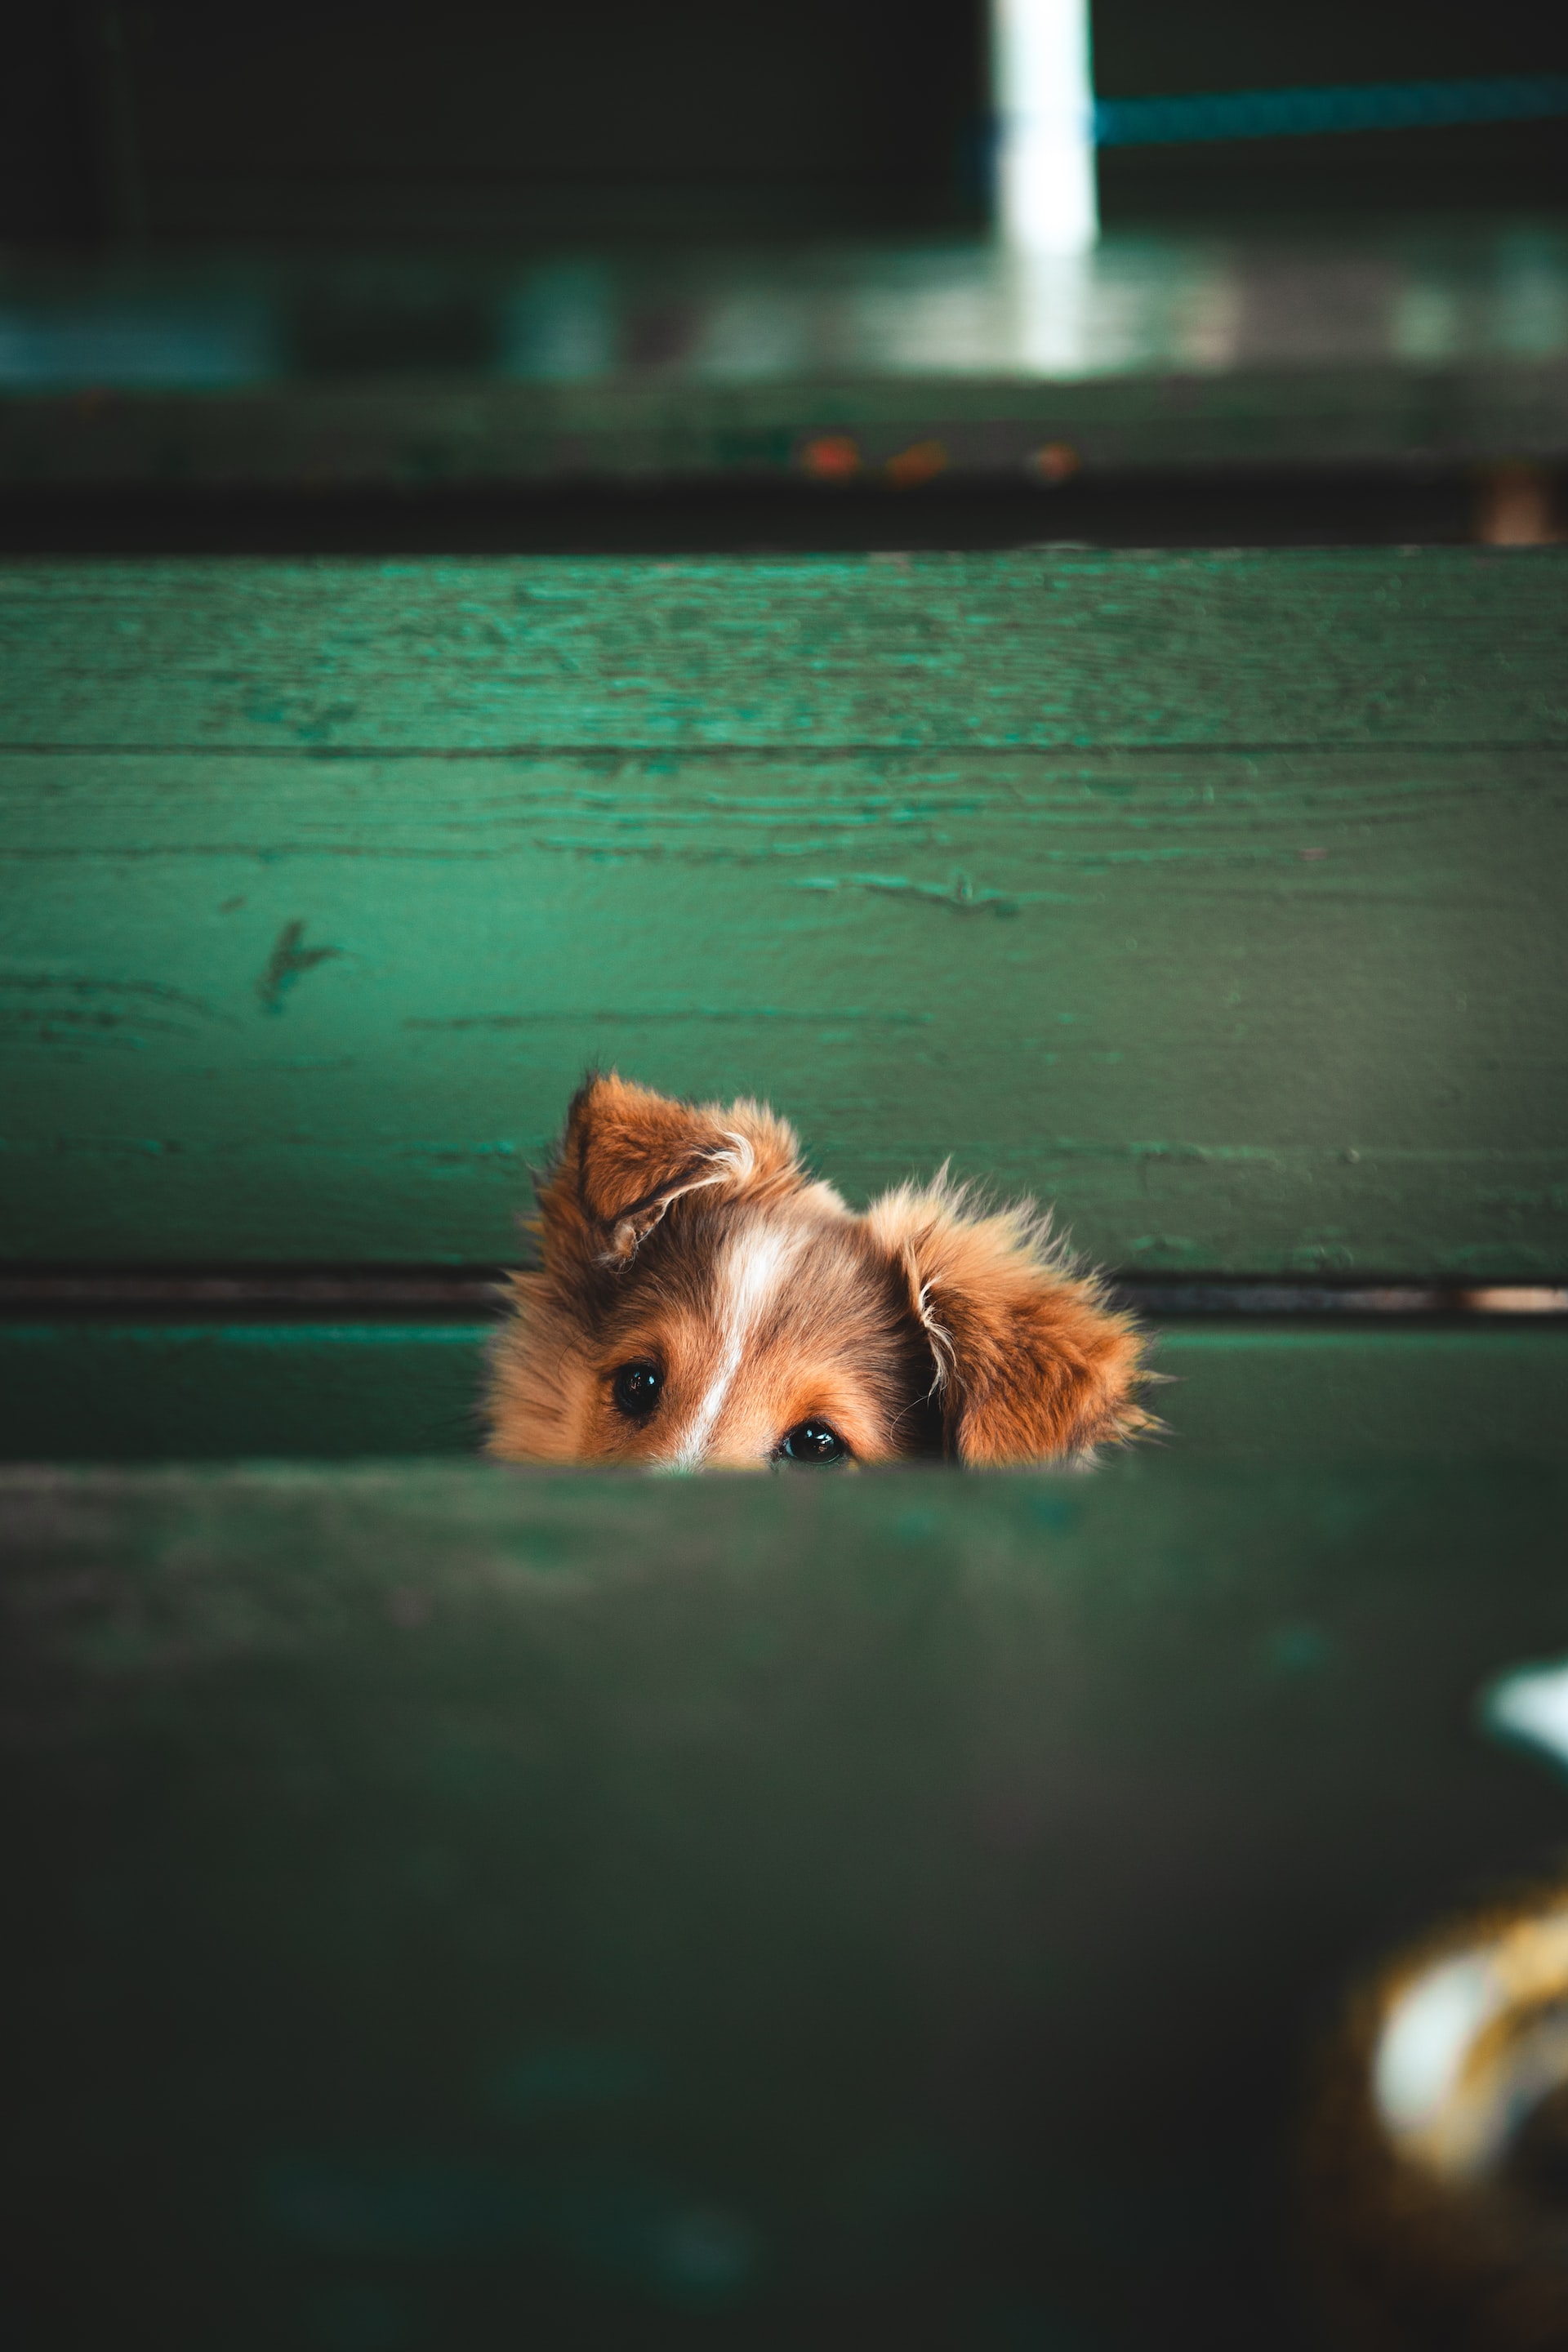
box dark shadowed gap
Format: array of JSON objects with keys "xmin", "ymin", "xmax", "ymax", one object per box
[
  {"xmin": 0, "ymin": 470, "xmax": 1496, "ymax": 555},
  {"xmin": 2, "ymin": 1267, "xmax": 1562, "ymax": 1323}
]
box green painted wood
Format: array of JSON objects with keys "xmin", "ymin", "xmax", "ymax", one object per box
[
  {"xmin": 4, "ymin": 359, "xmax": 1567, "ymax": 487},
  {"xmin": 4, "ymin": 226, "xmax": 1568, "ymax": 483},
  {"xmin": 1154, "ymin": 1325, "xmax": 1568, "ymax": 1461},
  {"xmin": 5, "ymin": 1456, "xmax": 1568, "ymax": 2345},
  {"xmin": 0, "ymin": 1324, "xmax": 492, "ymax": 1459},
  {"xmin": 2, "ymin": 550, "xmax": 1564, "ymax": 1273},
  {"xmin": 2, "ymin": 1321, "xmax": 1566, "ymax": 1463},
  {"xmin": 4, "ymin": 550, "xmax": 1564, "ymax": 747}
]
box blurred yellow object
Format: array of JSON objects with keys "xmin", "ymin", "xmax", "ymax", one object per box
[{"xmin": 1307, "ymin": 1884, "xmax": 1568, "ymax": 2349}]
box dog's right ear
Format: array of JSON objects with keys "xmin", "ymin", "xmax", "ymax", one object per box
[
  {"xmin": 534, "ymin": 1070, "xmax": 806, "ymax": 1267},
  {"xmin": 866, "ymin": 1176, "xmax": 1152, "ymax": 1463}
]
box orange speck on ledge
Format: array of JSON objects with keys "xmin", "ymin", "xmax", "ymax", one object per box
[
  {"xmin": 799, "ymin": 434, "xmax": 862, "ymax": 481},
  {"xmin": 885, "ymin": 439, "xmax": 949, "ymax": 489},
  {"xmin": 1028, "ymin": 441, "xmax": 1080, "ymax": 485}
]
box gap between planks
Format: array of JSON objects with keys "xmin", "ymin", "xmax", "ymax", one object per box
[{"xmin": 1, "ymin": 1267, "xmax": 1562, "ymax": 1323}]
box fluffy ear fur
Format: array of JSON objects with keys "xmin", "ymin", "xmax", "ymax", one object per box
[
  {"xmin": 534, "ymin": 1069, "xmax": 812, "ymax": 1267},
  {"xmin": 865, "ymin": 1176, "xmax": 1152, "ymax": 1464}
]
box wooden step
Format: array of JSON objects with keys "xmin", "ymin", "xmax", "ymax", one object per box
[
  {"xmin": 4, "ymin": 229, "xmax": 1567, "ymax": 485},
  {"xmin": 3, "ymin": 548, "xmax": 1564, "ymax": 1276},
  {"xmin": 6, "ymin": 1455, "xmax": 1566, "ymax": 2341},
  {"xmin": 2, "ymin": 1320, "xmax": 1564, "ymax": 1462}
]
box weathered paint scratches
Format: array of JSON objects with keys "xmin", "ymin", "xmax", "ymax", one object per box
[{"xmin": 256, "ymin": 921, "xmax": 341, "ymax": 1013}]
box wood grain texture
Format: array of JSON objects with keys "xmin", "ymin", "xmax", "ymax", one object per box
[
  {"xmin": 5, "ymin": 1458, "xmax": 1568, "ymax": 2343},
  {"xmin": 2, "ymin": 552, "xmax": 1564, "ymax": 1272},
  {"xmin": 3, "ymin": 549, "xmax": 1565, "ymax": 747},
  {"xmin": 2, "ymin": 1321, "xmax": 1565, "ymax": 1462}
]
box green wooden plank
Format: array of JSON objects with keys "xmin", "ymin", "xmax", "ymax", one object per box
[
  {"xmin": 4, "ymin": 359, "xmax": 1568, "ymax": 486},
  {"xmin": 0, "ymin": 1324, "xmax": 492, "ymax": 1459},
  {"xmin": 4, "ymin": 226, "xmax": 1568, "ymax": 481},
  {"xmin": 4, "ymin": 1457, "xmax": 1568, "ymax": 2344},
  {"xmin": 1156, "ymin": 1325, "xmax": 1568, "ymax": 1460},
  {"xmin": 3, "ymin": 755, "xmax": 1565, "ymax": 1267},
  {"xmin": 2, "ymin": 555, "xmax": 1563, "ymax": 1271},
  {"xmin": 2, "ymin": 1322, "xmax": 1565, "ymax": 1462},
  {"xmin": 2, "ymin": 550, "xmax": 1564, "ymax": 748}
]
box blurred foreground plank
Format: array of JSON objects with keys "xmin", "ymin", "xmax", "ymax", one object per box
[{"xmin": 5, "ymin": 1458, "xmax": 1568, "ymax": 2346}]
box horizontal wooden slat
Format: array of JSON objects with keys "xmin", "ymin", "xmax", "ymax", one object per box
[
  {"xmin": 4, "ymin": 360, "xmax": 1567, "ymax": 487},
  {"xmin": 2, "ymin": 550, "xmax": 1565, "ymax": 748},
  {"xmin": 0, "ymin": 1325, "xmax": 490, "ymax": 1459},
  {"xmin": 5, "ymin": 1458, "xmax": 1568, "ymax": 2342},
  {"xmin": 4, "ymin": 764, "xmax": 1565, "ymax": 1266},
  {"xmin": 3, "ymin": 228, "xmax": 1568, "ymax": 485},
  {"xmin": 2, "ymin": 1323, "xmax": 1564, "ymax": 1461},
  {"xmin": 2, "ymin": 554, "xmax": 1563, "ymax": 1273}
]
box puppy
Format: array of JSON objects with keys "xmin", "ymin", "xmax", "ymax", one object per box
[{"xmin": 484, "ymin": 1072, "xmax": 1151, "ymax": 1469}]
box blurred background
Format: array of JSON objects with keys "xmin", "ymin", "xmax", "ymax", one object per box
[{"xmin": 0, "ymin": 0, "xmax": 1564, "ymax": 550}]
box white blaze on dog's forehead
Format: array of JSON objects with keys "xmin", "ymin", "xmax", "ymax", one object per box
[{"xmin": 664, "ymin": 1220, "xmax": 800, "ymax": 1468}]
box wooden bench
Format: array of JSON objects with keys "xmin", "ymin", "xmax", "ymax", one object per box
[
  {"xmin": 2, "ymin": 544, "xmax": 1567, "ymax": 2345},
  {"xmin": 4, "ymin": 227, "xmax": 1566, "ymax": 506},
  {"xmin": 2, "ymin": 546, "xmax": 1566, "ymax": 1455},
  {"xmin": 6, "ymin": 1456, "xmax": 1568, "ymax": 2347}
]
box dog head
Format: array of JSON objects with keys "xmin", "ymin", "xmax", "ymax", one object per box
[{"xmin": 484, "ymin": 1072, "xmax": 1151, "ymax": 1469}]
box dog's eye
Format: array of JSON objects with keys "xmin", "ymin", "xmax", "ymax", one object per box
[
  {"xmin": 611, "ymin": 1361, "xmax": 663, "ymax": 1419},
  {"xmin": 777, "ymin": 1419, "xmax": 849, "ymax": 1467}
]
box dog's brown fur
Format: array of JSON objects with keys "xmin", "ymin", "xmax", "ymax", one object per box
[{"xmin": 484, "ymin": 1072, "xmax": 1152, "ymax": 1469}]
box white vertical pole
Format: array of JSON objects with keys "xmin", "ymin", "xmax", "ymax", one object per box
[{"xmin": 991, "ymin": 0, "xmax": 1098, "ymax": 252}]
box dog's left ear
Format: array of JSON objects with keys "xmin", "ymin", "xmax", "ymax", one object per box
[
  {"xmin": 866, "ymin": 1180, "xmax": 1152, "ymax": 1463},
  {"xmin": 537, "ymin": 1070, "xmax": 812, "ymax": 1267}
]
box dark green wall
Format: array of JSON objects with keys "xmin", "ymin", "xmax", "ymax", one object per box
[
  {"xmin": 1093, "ymin": 0, "xmax": 1568, "ymax": 220},
  {"xmin": 3, "ymin": 0, "xmax": 989, "ymax": 247},
  {"xmin": 8, "ymin": 1, "xmax": 1565, "ymax": 252}
]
